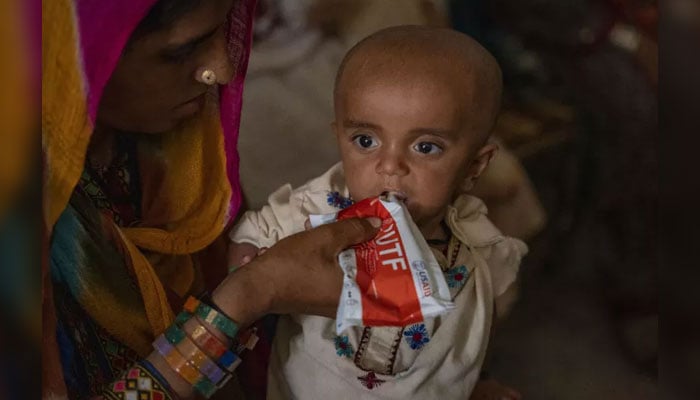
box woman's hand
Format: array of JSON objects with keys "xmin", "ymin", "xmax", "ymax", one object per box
[{"xmin": 212, "ymin": 217, "xmax": 381, "ymax": 325}]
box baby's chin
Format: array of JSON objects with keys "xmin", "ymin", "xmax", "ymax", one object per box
[
  {"xmin": 396, "ymin": 203, "xmax": 446, "ymax": 237},
  {"xmin": 404, "ymin": 205, "xmax": 449, "ymax": 237}
]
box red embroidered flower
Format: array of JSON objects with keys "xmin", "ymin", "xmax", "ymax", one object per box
[
  {"xmin": 403, "ymin": 323, "xmax": 430, "ymax": 350},
  {"xmin": 358, "ymin": 372, "xmax": 385, "ymax": 389},
  {"xmin": 446, "ymin": 265, "xmax": 469, "ymax": 288}
]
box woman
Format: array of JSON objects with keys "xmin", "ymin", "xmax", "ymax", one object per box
[{"xmin": 43, "ymin": 0, "xmax": 379, "ymax": 398}]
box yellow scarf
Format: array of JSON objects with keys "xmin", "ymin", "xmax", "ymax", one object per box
[{"xmin": 43, "ymin": 0, "xmax": 250, "ymax": 355}]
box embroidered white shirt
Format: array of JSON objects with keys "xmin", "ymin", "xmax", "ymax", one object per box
[{"xmin": 230, "ymin": 162, "xmax": 527, "ymax": 399}]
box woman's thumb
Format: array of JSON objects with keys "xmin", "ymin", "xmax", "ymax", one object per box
[{"xmin": 324, "ymin": 217, "xmax": 381, "ymax": 250}]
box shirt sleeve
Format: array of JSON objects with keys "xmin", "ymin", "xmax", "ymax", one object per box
[
  {"xmin": 477, "ymin": 236, "xmax": 528, "ymax": 298},
  {"xmin": 228, "ymin": 183, "xmax": 299, "ymax": 249}
]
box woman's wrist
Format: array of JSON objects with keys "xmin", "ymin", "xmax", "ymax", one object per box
[
  {"xmin": 141, "ymin": 295, "xmax": 260, "ymax": 399},
  {"xmin": 145, "ymin": 350, "xmax": 195, "ymax": 399},
  {"xmin": 211, "ymin": 261, "xmax": 272, "ymax": 327}
]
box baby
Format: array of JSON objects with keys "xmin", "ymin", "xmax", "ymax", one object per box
[{"xmin": 229, "ymin": 26, "xmax": 527, "ymax": 399}]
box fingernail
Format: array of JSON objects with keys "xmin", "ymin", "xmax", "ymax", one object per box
[{"xmin": 368, "ymin": 217, "xmax": 382, "ymax": 228}]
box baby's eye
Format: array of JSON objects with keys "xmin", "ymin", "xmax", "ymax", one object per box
[
  {"xmin": 414, "ymin": 142, "xmax": 443, "ymax": 155},
  {"xmin": 352, "ymin": 135, "xmax": 378, "ymax": 149}
]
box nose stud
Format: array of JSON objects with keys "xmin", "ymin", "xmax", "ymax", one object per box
[{"xmin": 196, "ymin": 67, "xmax": 217, "ymax": 85}]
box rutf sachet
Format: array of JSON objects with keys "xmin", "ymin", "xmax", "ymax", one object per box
[{"xmin": 310, "ymin": 194, "xmax": 455, "ymax": 334}]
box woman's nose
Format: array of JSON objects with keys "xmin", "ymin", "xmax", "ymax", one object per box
[
  {"xmin": 207, "ymin": 29, "xmax": 236, "ymax": 85},
  {"xmin": 375, "ymin": 149, "xmax": 409, "ymax": 177}
]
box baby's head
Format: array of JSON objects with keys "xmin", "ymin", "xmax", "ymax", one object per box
[{"xmin": 333, "ymin": 25, "xmax": 502, "ymax": 235}]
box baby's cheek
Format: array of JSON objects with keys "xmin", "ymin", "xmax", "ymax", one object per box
[
  {"xmin": 412, "ymin": 202, "xmax": 441, "ymax": 221},
  {"xmin": 346, "ymin": 169, "xmax": 375, "ymax": 199},
  {"xmin": 417, "ymin": 186, "xmax": 453, "ymax": 216}
]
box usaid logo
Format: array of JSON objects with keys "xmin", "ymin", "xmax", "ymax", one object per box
[{"xmin": 412, "ymin": 260, "xmax": 432, "ymax": 297}]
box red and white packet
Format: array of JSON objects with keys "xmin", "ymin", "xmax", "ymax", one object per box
[{"xmin": 310, "ymin": 194, "xmax": 455, "ymax": 334}]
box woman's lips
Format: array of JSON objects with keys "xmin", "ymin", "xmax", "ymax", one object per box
[
  {"xmin": 174, "ymin": 93, "xmax": 207, "ymax": 117},
  {"xmin": 178, "ymin": 90, "xmax": 209, "ymax": 106}
]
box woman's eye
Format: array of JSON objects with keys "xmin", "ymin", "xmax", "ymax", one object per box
[
  {"xmin": 352, "ymin": 135, "xmax": 378, "ymax": 149},
  {"xmin": 162, "ymin": 44, "xmax": 196, "ymax": 63},
  {"xmin": 414, "ymin": 142, "xmax": 443, "ymax": 154},
  {"xmin": 162, "ymin": 25, "xmax": 225, "ymax": 64}
]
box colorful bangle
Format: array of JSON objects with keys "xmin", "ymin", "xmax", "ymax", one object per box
[
  {"xmin": 190, "ymin": 293, "xmax": 260, "ymax": 353},
  {"xmin": 176, "ymin": 309, "xmax": 252, "ymax": 371},
  {"xmin": 175, "ymin": 311, "xmax": 244, "ymax": 371},
  {"xmin": 189, "ymin": 313, "xmax": 258, "ymax": 355},
  {"xmin": 164, "ymin": 325, "xmax": 227, "ymax": 385},
  {"xmin": 184, "ymin": 296, "xmax": 239, "ymax": 339},
  {"xmin": 154, "ymin": 334, "xmax": 222, "ymax": 398},
  {"xmin": 153, "ymin": 334, "xmax": 202, "ymax": 385},
  {"xmin": 237, "ymin": 327, "xmax": 260, "ymax": 351},
  {"xmin": 187, "ymin": 316, "xmax": 229, "ymax": 358},
  {"xmin": 193, "ymin": 379, "xmax": 217, "ymax": 398}
]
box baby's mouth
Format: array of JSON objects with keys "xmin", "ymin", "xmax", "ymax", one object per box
[{"xmin": 380, "ymin": 190, "xmax": 408, "ymax": 204}]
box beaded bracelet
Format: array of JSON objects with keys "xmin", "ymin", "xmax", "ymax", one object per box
[
  {"xmin": 183, "ymin": 296, "xmax": 239, "ymax": 339},
  {"xmin": 153, "ymin": 334, "xmax": 220, "ymax": 398}
]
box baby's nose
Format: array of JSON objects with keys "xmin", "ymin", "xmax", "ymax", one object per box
[{"xmin": 375, "ymin": 151, "xmax": 409, "ymax": 177}]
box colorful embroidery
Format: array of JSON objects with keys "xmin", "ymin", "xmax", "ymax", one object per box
[
  {"xmin": 78, "ymin": 135, "xmax": 142, "ymax": 228},
  {"xmin": 446, "ymin": 265, "xmax": 469, "ymax": 288},
  {"xmin": 354, "ymin": 327, "xmax": 404, "ymax": 375},
  {"xmin": 357, "ymin": 372, "xmax": 385, "ymax": 390},
  {"xmin": 403, "ymin": 324, "xmax": 430, "ymax": 350},
  {"xmin": 326, "ymin": 191, "xmax": 353, "ymax": 209},
  {"xmin": 55, "ymin": 286, "xmax": 141, "ymax": 399},
  {"xmin": 334, "ymin": 335, "xmax": 354, "ymax": 358},
  {"xmin": 446, "ymin": 239, "xmax": 462, "ymax": 269},
  {"xmin": 101, "ymin": 364, "xmax": 173, "ymax": 400}
]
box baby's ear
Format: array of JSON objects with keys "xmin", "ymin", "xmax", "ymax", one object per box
[{"xmin": 461, "ymin": 141, "xmax": 499, "ymax": 192}]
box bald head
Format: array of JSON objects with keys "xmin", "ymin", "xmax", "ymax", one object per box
[{"xmin": 335, "ymin": 25, "xmax": 503, "ymax": 142}]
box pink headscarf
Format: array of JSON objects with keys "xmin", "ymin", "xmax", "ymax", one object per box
[{"xmin": 75, "ymin": 0, "xmax": 255, "ymax": 217}]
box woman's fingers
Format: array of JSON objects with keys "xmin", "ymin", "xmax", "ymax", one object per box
[
  {"xmin": 310, "ymin": 217, "xmax": 381, "ymax": 253},
  {"xmin": 213, "ymin": 217, "xmax": 381, "ymax": 322},
  {"xmin": 259, "ymin": 217, "xmax": 380, "ymax": 314}
]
